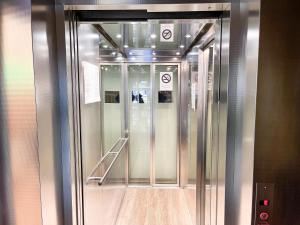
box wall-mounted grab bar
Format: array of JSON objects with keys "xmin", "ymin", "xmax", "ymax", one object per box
[{"xmin": 86, "ymin": 137, "xmax": 128, "ymax": 185}]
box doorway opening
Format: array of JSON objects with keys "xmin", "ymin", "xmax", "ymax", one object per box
[{"xmin": 66, "ymin": 7, "xmax": 226, "ymax": 225}]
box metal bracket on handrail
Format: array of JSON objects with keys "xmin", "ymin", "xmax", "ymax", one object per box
[{"xmin": 86, "ymin": 137, "xmax": 128, "ymax": 185}]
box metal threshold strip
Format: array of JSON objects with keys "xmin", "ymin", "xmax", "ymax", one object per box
[{"xmin": 86, "ymin": 137, "xmax": 128, "ymax": 185}]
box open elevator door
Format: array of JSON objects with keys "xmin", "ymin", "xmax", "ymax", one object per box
[{"xmin": 65, "ymin": 7, "xmax": 226, "ymax": 225}]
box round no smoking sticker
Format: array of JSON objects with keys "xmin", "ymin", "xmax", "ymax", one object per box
[
  {"xmin": 161, "ymin": 73, "xmax": 172, "ymax": 83},
  {"xmin": 160, "ymin": 24, "xmax": 174, "ymax": 42},
  {"xmin": 160, "ymin": 72, "xmax": 173, "ymax": 91},
  {"xmin": 162, "ymin": 29, "xmax": 172, "ymax": 40}
]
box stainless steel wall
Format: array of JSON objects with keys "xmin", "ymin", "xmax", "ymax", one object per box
[
  {"xmin": 31, "ymin": 1, "xmax": 65, "ymax": 225},
  {"xmin": 253, "ymin": 0, "xmax": 300, "ymax": 224},
  {"xmin": 224, "ymin": 1, "xmax": 260, "ymax": 225},
  {"xmin": 0, "ymin": 1, "xmax": 42, "ymax": 225}
]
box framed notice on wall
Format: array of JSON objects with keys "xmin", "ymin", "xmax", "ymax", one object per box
[{"xmin": 82, "ymin": 61, "xmax": 101, "ymax": 104}]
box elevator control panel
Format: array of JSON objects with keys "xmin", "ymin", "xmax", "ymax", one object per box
[{"xmin": 254, "ymin": 183, "xmax": 274, "ymax": 225}]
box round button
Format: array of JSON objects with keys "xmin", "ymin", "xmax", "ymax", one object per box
[{"xmin": 259, "ymin": 212, "xmax": 269, "ymax": 221}]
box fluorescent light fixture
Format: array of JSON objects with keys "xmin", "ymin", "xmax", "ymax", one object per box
[
  {"xmin": 185, "ymin": 34, "xmax": 192, "ymax": 38},
  {"xmin": 152, "ymin": 52, "xmax": 156, "ymax": 55},
  {"xmin": 112, "ymin": 52, "xmax": 116, "ymax": 56},
  {"xmin": 103, "ymin": 45, "xmax": 108, "ymax": 48},
  {"xmin": 131, "ymin": 57, "xmax": 136, "ymax": 61},
  {"xmin": 124, "ymin": 44, "xmax": 129, "ymax": 48},
  {"xmin": 151, "ymin": 45, "xmax": 156, "ymax": 49},
  {"xmin": 179, "ymin": 45, "xmax": 185, "ymax": 48},
  {"xmin": 129, "ymin": 52, "xmax": 133, "ymax": 55},
  {"xmin": 176, "ymin": 52, "xmax": 180, "ymax": 55},
  {"xmin": 116, "ymin": 34, "xmax": 122, "ymax": 39},
  {"xmin": 150, "ymin": 34, "xmax": 157, "ymax": 39},
  {"xmin": 173, "ymin": 57, "xmax": 178, "ymax": 60},
  {"xmin": 152, "ymin": 57, "xmax": 157, "ymax": 60}
]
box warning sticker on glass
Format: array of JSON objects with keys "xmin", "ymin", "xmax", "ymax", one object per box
[
  {"xmin": 160, "ymin": 72, "xmax": 173, "ymax": 91},
  {"xmin": 160, "ymin": 24, "xmax": 174, "ymax": 42}
]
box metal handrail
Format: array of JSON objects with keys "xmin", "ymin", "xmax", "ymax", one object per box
[
  {"xmin": 86, "ymin": 138, "xmax": 121, "ymax": 179},
  {"xmin": 86, "ymin": 138, "xmax": 128, "ymax": 185}
]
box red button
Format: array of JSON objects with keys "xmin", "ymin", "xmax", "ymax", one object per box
[{"xmin": 259, "ymin": 212, "xmax": 269, "ymax": 221}]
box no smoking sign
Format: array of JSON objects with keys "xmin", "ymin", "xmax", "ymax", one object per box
[
  {"xmin": 160, "ymin": 24, "xmax": 174, "ymax": 42},
  {"xmin": 160, "ymin": 72, "xmax": 173, "ymax": 91}
]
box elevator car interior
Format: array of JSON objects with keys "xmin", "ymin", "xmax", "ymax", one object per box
[
  {"xmin": 74, "ymin": 11, "xmax": 220, "ymax": 225},
  {"xmin": 1, "ymin": 1, "xmax": 300, "ymax": 225}
]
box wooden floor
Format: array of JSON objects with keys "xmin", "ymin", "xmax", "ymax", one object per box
[{"xmin": 116, "ymin": 188, "xmax": 195, "ymax": 225}]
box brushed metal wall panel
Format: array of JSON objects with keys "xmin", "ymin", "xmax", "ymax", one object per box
[
  {"xmin": 59, "ymin": 0, "xmax": 229, "ymax": 5},
  {"xmin": 253, "ymin": 0, "xmax": 300, "ymax": 224},
  {"xmin": 31, "ymin": 1, "xmax": 64, "ymax": 225},
  {"xmin": 0, "ymin": 1, "xmax": 43, "ymax": 225},
  {"xmin": 225, "ymin": 1, "xmax": 260, "ymax": 225}
]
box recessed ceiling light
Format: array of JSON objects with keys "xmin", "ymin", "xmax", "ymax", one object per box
[
  {"xmin": 116, "ymin": 34, "xmax": 122, "ymax": 39},
  {"xmin": 151, "ymin": 45, "xmax": 156, "ymax": 49},
  {"xmin": 112, "ymin": 52, "xmax": 116, "ymax": 56},
  {"xmin": 179, "ymin": 45, "xmax": 185, "ymax": 49},
  {"xmin": 103, "ymin": 45, "xmax": 108, "ymax": 48},
  {"xmin": 173, "ymin": 57, "xmax": 178, "ymax": 60},
  {"xmin": 152, "ymin": 57, "xmax": 157, "ymax": 60},
  {"xmin": 105, "ymin": 67, "xmax": 108, "ymax": 71},
  {"xmin": 150, "ymin": 34, "xmax": 157, "ymax": 39},
  {"xmin": 185, "ymin": 34, "xmax": 192, "ymax": 38},
  {"xmin": 124, "ymin": 44, "xmax": 129, "ymax": 48},
  {"xmin": 152, "ymin": 52, "xmax": 156, "ymax": 56},
  {"xmin": 176, "ymin": 52, "xmax": 180, "ymax": 55},
  {"xmin": 129, "ymin": 52, "xmax": 133, "ymax": 55}
]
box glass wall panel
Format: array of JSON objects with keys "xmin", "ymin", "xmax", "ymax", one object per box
[
  {"xmin": 154, "ymin": 64, "xmax": 178, "ymax": 184},
  {"xmin": 101, "ymin": 65, "xmax": 122, "ymax": 153},
  {"xmin": 128, "ymin": 65, "xmax": 151, "ymax": 183}
]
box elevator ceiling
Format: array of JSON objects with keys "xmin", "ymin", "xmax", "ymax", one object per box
[{"xmin": 79, "ymin": 19, "xmax": 215, "ymax": 62}]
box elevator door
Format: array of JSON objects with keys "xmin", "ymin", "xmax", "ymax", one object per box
[{"xmin": 127, "ymin": 63, "xmax": 179, "ymax": 185}]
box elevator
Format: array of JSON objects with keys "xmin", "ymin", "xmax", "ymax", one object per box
[
  {"xmin": 0, "ymin": 1, "xmax": 266, "ymax": 225},
  {"xmin": 67, "ymin": 8, "xmax": 223, "ymax": 225}
]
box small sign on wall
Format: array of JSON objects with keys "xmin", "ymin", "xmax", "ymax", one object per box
[
  {"xmin": 160, "ymin": 72, "xmax": 173, "ymax": 91},
  {"xmin": 160, "ymin": 24, "xmax": 174, "ymax": 42},
  {"xmin": 82, "ymin": 61, "xmax": 100, "ymax": 104}
]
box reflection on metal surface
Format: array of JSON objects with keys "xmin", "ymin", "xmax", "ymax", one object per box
[
  {"xmin": 32, "ymin": 1, "xmax": 66, "ymax": 225},
  {"xmin": 64, "ymin": 3, "xmax": 228, "ymax": 12},
  {"xmin": 225, "ymin": 1, "xmax": 260, "ymax": 225},
  {"xmin": 0, "ymin": 1, "xmax": 42, "ymax": 225}
]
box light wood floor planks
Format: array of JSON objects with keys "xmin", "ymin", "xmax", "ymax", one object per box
[{"xmin": 116, "ymin": 188, "xmax": 195, "ymax": 225}]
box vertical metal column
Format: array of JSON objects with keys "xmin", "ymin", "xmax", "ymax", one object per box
[{"xmin": 196, "ymin": 50, "xmax": 208, "ymax": 225}]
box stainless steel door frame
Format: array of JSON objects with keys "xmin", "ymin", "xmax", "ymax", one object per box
[{"xmin": 152, "ymin": 63, "xmax": 181, "ymax": 187}]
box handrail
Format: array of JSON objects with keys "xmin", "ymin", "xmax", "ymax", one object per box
[
  {"xmin": 86, "ymin": 138, "xmax": 128, "ymax": 185},
  {"xmin": 86, "ymin": 138, "xmax": 122, "ymax": 179}
]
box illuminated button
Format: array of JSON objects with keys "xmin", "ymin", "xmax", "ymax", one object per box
[{"xmin": 259, "ymin": 212, "xmax": 269, "ymax": 221}]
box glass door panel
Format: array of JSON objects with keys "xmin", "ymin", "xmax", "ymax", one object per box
[
  {"xmin": 128, "ymin": 65, "xmax": 151, "ymax": 184},
  {"xmin": 154, "ymin": 64, "xmax": 179, "ymax": 184}
]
